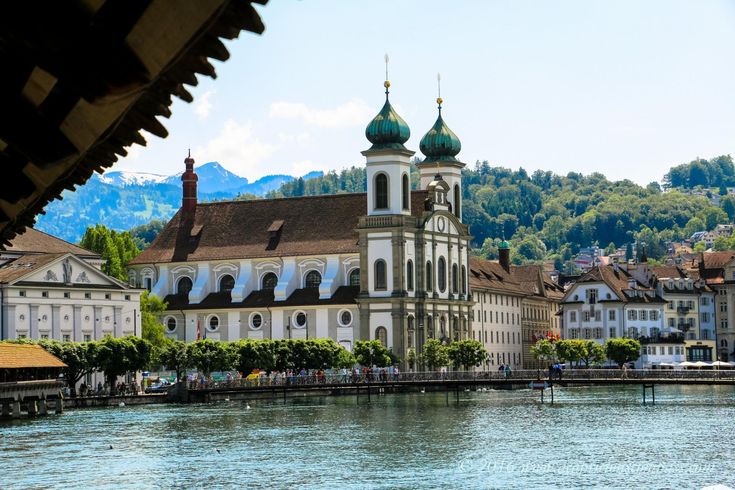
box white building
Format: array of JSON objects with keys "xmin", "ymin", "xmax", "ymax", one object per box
[
  {"xmin": 0, "ymin": 228, "xmax": 142, "ymax": 342},
  {"xmin": 128, "ymin": 82, "xmax": 473, "ymax": 364},
  {"xmin": 562, "ymin": 264, "xmax": 666, "ymax": 350}
]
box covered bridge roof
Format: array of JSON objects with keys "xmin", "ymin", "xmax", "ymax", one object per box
[
  {"xmin": 0, "ymin": 344, "xmax": 67, "ymax": 369},
  {"xmin": 0, "ymin": 0, "xmax": 267, "ymax": 245}
]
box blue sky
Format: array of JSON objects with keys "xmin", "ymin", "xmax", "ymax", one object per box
[{"xmin": 116, "ymin": 0, "xmax": 735, "ymax": 184}]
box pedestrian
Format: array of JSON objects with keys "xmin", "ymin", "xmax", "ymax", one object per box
[
  {"xmin": 622, "ymin": 363, "xmax": 628, "ymax": 379},
  {"xmin": 504, "ymin": 364, "xmax": 511, "ymax": 379},
  {"xmin": 393, "ymin": 365, "xmax": 400, "ymax": 381}
]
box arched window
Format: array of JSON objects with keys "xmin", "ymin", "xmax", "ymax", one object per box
[
  {"xmin": 262, "ymin": 272, "xmax": 278, "ymax": 290},
  {"xmin": 438, "ymin": 257, "xmax": 447, "ymax": 292},
  {"xmin": 349, "ymin": 268, "xmax": 361, "ymax": 287},
  {"xmin": 375, "ymin": 173, "xmax": 388, "ymax": 209},
  {"xmin": 376, "ymin": 326, "xmax": 388, "ymax": 346},
  {"xmin": 305, "ymin": 270, "xmax": 322, "ymax": 289},
  {"xmin": 402, "ymin": 173, "xmax": 409, "ymax": 210},
  {"xmin": 374, "ymin": 259, "xmax": 387, "ymax": 290},
  {"xmin": 722, "ymin": 339, "xmax": 729, "ymax": 347},
  {"xmin": 427, "ymin": 316, "xmax": 433, "ymax": 338},
  {"xmin": 406, "ymin": 260, "xmax": 414, "ymax": 291},
  {"xmin": 454, "ymin": 184, "xmax": 461, "ymax": 218},
  {"xmin": 219, "ymin": 274, "xmax": 235, "ymax": 293},
  {"xmin": 407, "ymin": 316, "xmax": 414, "ymax": 349},
  {"xmin": 461, "ymin": 266, "xmax": 467, "ymax": 295},
  {"xmin": 426, "ymin": 261, "xmax": 433, "ymax": 292},
  {"xmin": 452, "ymin": 264, "xmax": 458, "ymax": 293},
  {"xmin": 177, "ymin": 277, "xmax": 192, "ymax": 295}
]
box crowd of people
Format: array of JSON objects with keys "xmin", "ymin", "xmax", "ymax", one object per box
[{"xmin": 70, "ymin": 380, "xmax": 141, "ymax": 397}]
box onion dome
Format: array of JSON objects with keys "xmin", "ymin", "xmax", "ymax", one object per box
[
  {"xmin": 365, "ymin": 81, "xmax": 411, "ymax": 151},
  {"xmin": 498, "ymin": 240, "xmax": 510, "ymax": 249},
  {"xmin": 419, "ymin": 97, "xmax": 461, "ymax": 162}
]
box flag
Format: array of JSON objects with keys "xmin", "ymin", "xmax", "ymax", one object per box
[{"xmin": 196, "ymin": 319, "xmax": 201, "ymax": 340}]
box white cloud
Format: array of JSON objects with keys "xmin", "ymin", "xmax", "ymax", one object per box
[
  {"xmin": 269, "ymin": 99, "xmax": 373, "ymax": 129},
  {"xmin": 195, "ymin": 119, "xmax": 276, "ymax": 176},
  {"xmin": 193, "ymin": 90, "xmax": 215, "ymax": 120}
]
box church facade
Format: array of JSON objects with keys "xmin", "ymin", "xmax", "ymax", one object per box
[{"xmin": 128, "ymin": 81, "xmax": 473, "ymax": 362}]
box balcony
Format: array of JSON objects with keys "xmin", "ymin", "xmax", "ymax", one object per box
[
  {"xmin": 358, "ymin": 215, "xmax": 417, "ymax": 229},
  {"xmin": 639, "ymin": 333, "xmax": 685, "ymax": 345},
  {"xmin": 677, "ymin": 306, "xmax": 691, "ymax": 314}
]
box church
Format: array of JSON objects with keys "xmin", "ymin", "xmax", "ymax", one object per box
[{"xmin": 128, "ymin": 78, "xmax": 474, "ymax": 362}]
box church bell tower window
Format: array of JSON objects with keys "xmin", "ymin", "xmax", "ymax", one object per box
[
  {"xmin": 402, "ymin": 173, "xmax": 409, "ymax": 210},
  {"xmin": 375, "ymin": 173, "xmax": 388, "ymax": 209},
  {"xmin": 374, "ymin": 260, "xmax": 387, "ymax": 290}
]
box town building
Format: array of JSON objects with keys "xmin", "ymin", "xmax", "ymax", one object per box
[
  {"xmin": 0, "ymin": 228, "xmax": 142, "ymax": 344},
  {"xmin": 561, "ymin": 263, "xmax": 667, "ymax": 366},
  {"xmin": 128, "ymin": 82, "xmax": 473, "ymax": 364},
  {"xmin": 512, "ymin": 263, "xmax": 564, "ymax": 370},
  {"xmin": 693, "ymin": 251, "xmax": 735, "ymax": 361},
  {"xmin": 468, "ymin": 251, "xmax": 525, "ymax": 370}
]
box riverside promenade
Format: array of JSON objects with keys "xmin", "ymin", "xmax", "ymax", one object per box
[{"xmin": 186, "ymin": 369, "xmax": 735, "ymax": 404}]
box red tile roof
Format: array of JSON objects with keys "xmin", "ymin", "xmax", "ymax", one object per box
[
  {"xmin": 468, "ymin": 256, "xmax": 526, "ymax": 295},
  {"xmin": 0, "ymin": 344, "xmax": 67, "ymax": 369},
  {"xmin": 131, "ymin": 192, "xmax": 428, "ymax": 265}
]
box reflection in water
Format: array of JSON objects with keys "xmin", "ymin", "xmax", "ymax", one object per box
[{"xmin": 1, "ymin": 385, "xmax": 735, "ymax": 489}]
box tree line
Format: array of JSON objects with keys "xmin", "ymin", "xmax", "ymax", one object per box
[
  {"xmin": 531, "ymin": 338, "xmax": 641, "ymax": 368},
  {"xmin": 3, "ymin": 336, "xmax": 490, "ymax": 395}
]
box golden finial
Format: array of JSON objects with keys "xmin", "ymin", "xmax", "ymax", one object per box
[{"xmin": 437, "ymin": 72, "xmax": 443, "ymax": 110}]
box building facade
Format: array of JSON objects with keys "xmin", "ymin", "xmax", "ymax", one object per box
[
  {"xmin": 0, "ymin": 228, "xmax": 142, "ymax": 343},
  {"xmin": 128, "ymin": 82, "xmax": 473, "ymax": 365}
]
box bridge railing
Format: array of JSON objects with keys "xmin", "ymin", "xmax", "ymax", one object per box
[{"xmin": 187, "ymin": 368, "xmax": 735, "ymax": 390}]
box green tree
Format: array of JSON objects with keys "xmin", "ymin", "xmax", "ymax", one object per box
[
  {"xmin": 693, "ymin": 241, "xmax": 707, "ymax": 252},
  {"xmin": 158, "ymin": 340, "xmax": 192, "ymax": 382},
  {"xmin": 79, "ymin": 224, "xmax": 140, "ymax": 280},
  {"xmin": 530, "ymin": 339, "xmax": 556, "ymax": 364},
  {"xmin": 605, "ymin": 338, "xmax": 641, "ymax": 367},
  {"xmin": 580, "ymin": 340, "xmax": 606, "ymax": 367},
  {"xmin": 422, "ymin": 339, "xmax": 450, "ymax": 371},
  {"xmin": 128, "ymin": 220, "xmax": 167, "ymax": 249},
  {"xmin": 96, "ymin": 336, "xmax": 152, "ymax": 394},
  {"xmin": 406, "ymin": 348, "xmax": 417, "ymax": 371},
  {"xmin": 554, "ymin": 339, "xmax": 586, "ymax": 368},
  {"xmin": 353, "ymin": 340, "xmax": 391, "ymax": 368},
  {"xmin": 39, "ymin": 340, "xmax": 100, "ymax": 396},
  {"xmin": 187, "ymin": 339, "xmax": 237, "ymax": 377},
  {"xmin": 336, "ymin": 348, "xmax": 356, "ymax": 369},
  {"xmin": 447, "ymin": 340, "xmax": 488, "ymax": 370},
  {"xmin": 140, "ymin": 291, "xmax": 167, "ymax": 351}
]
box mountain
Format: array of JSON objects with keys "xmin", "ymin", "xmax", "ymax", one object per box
[{"xmin": 36, "ymin": 163, "xmax": 323, "ymax": 243}]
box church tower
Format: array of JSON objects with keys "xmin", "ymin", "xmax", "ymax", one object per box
[
  {"xmin": 418, "ymin": 86, "xmax": 464, "ymax": 221},
  {"xmin": 363, "ymin": 75, "xmax": 414, "ymax": 216}
]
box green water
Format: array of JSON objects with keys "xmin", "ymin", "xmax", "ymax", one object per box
[{"xmin": 1, "ymin": 385, "xmax": 734, "ymax": 489}]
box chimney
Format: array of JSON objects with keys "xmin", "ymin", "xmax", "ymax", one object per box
[
  {"xmin": 182, "ymin": 150, "xmax": 198, "ymax": 216},
  {"xmin": 498, "ymin": 240, "xmax": 510, "ymax": 272}
]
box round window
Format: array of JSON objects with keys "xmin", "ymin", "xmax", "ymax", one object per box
[
  {"xmin": 208, "ymin": 316, "xmax": 219, "ymax": 331},
  {"xmin": 251, "ymin": 313, "xmax": 263, "ymax": 329},
  {"xmin": 339, "ymin": 310, "xmax": 352, "ymax": 327},
  {"xmin": 294, "ymin": 312, "xmax": 307, "ymax": 328},
  {"xmin": 166, "ymin": 317, "xmax": 177, "ymax": 333}
]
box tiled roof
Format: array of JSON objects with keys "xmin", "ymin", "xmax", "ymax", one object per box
[
  {"xmin": 0, "ymin": 253, "xmax": 64, "ymax": 284},
  {"xmin": 468, "ymin": 256, "xmax": 526, "ymax": 295},
  {"xmin": 163, "ymin": 286, "xmax": 359, "ymax": 311},
  {"xmin": 3, "ymin": 228, "xmax": 98, "ymax": 257},
  {"xmin": 0, "ymin": 344, "xmax": 67, "ymax": 369},
  {"xmin": 650, "ymin": 265, "xmax": 686, "ymax": 279},
  {"xmin": 131, "ymin": 192, "xmax": 429, "ymax": 265},
  {"xmin": 568, "ymin": 265, "xmax": 666, "ymax": 304},
  {"xmin": 702, "ymin": 251, "xmax": 735, "ymax": 270}
]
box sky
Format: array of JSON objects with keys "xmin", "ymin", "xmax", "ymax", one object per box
[{"xmin": 115, "ymin": 0, "xmax": 735, "ymax": 185}]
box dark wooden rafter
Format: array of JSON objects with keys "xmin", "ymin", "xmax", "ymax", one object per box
[{"xmin": 0, "ymin": 0, "xmax": 268, "ymax": 246}]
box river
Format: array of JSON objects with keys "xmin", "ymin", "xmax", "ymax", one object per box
[{"xmin": 1, "ymin": 385, "xmax": 734, "ymax": 489}]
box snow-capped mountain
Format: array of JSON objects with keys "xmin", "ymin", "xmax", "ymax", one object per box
[{"xmin": 97, "ymin": 171, "xmax": 169, "ymax": 186}]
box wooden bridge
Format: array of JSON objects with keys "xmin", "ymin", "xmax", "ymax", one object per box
[{"xmin": 186, "ymin": 369, "xmax": 735, "ymax": 405}]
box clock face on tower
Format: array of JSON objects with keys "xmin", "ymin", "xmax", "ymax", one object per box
[{"xmin": 437, "ymin": 217, "xmax": 446, "ymax": 232}]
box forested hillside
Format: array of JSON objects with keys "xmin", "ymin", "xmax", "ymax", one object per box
[
  {"xmin": 664, "ymin": 155, "xmax": 735, "ymax": 189},
  {"xmin": 266, "ymin": 157, "xmax": 735, "ymax": 265}
]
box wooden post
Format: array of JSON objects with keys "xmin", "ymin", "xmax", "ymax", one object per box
[
  {"xmin": 642, "ymin": 384, "xmax": 646, "ymax": 405},
  {"xmin": 651, "ymin": 384, "xmax": 655, "ymax": 405},
  {"xmin": 550, "ymin": 384, "xmax": 554, "ymax": 405}
]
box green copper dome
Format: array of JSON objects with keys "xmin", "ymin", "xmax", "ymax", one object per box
[
  {"xmin": 498, "ymin": 240, "xmax": 510, "ymax": 249},
  {"xmin": 420, "ymin": 104, "xmax": 461, "ymax": 162},
  {"xmin": 365, "ymin": 89, "xmax": 410, "ymax": 151}
]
